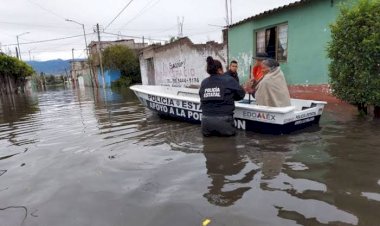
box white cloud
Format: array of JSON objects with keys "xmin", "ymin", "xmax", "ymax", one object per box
[{"xmin": 0, "ymin": 0, "xmax": 298, "ymax": 61}]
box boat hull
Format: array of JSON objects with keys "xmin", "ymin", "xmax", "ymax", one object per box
[{"xmin": 131, "ymin": 85, "xmax": 326, "ymax": 134}]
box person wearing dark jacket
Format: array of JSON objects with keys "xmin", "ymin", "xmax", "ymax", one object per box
[
  {"xmin": 224, "ymin": 60, "xmax": 239, "ymax": 83},
  {"xmin": 199, "ymin": 56, "xmax": 246, "ymax": 136}
]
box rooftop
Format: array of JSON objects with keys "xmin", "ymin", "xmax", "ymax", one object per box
[{"xmin": 229, "ymin": 0, "xmax": 313, "ymax": 28}]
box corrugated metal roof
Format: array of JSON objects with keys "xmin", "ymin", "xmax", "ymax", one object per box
[{"xmin": 229, "ymin": 0, "xmax": 313, "ymax": 28}]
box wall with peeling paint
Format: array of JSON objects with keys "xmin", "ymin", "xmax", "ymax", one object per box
[
  {"xmin": 140, "ymin": 38, "xmax": 226, "ymax": 88},
  {"xmin": 228, "ymin": 0, "xmax": 347, "ymax": 86}
]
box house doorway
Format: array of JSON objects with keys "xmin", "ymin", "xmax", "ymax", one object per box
[{"xmin": 146, "ymin": 58, "xmax": 155, "ymax": 85}]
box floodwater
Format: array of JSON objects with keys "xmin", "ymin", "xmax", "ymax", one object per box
[{"xmin": 0, "ymin": 87, "xmax": 380, "ymax": 226}]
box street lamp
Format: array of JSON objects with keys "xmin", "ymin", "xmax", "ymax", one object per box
[
  {"xmin": 65, "ymin": 19, "xmax": 98, "ymax": 88},
  {"xmin": 16, "ymin": 32, "xmax": 30, "ymax": 60},
  {"xmin": 65, "ymin": 19, "xmax": 88, "ymax": 57}
]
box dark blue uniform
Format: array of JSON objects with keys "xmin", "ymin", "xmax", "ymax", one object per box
[
  {"xmin": 224, "ymin": 70, "xmax": 239, "ymax": 83},
  {"xmin": 199, "ymin": 74, "xmax": 245, "ymax": 136}
]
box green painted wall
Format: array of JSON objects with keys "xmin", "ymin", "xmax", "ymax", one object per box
[{"xmin": 228, "ymin": 0, "xmax": 349, "ymax": 85}]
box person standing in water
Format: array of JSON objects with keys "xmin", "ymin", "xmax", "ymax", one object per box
[{"xmin": 199, "ymin": 56, "xmax": 245, "ymax": 136}]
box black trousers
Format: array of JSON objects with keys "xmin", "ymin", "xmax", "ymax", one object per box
[{"xmin": 201, "ymin": 115, "xmax": 236, "ymax": 137}]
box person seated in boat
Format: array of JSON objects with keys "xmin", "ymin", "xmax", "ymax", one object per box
[
  {"xmin": 199, "ymin": 56, "xmax": 246, "ymax": 137},
  {"xmin": 255, "ymin": 58, "xmax": 291, "ymax": 107},
  {"xmin": 244, "ymin": 52, "xmax": 268, "ymax": 96},
  {"xmin": 224, "ymin": 60, "xmax": 239, "ymax": 83},
  {"xmin": 252, "ymin": 52, "xmax": 269, "ymax": 83}
]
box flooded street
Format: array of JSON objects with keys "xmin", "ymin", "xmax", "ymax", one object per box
[{"xmin": 1, "ymin": 87, "xmax": 380, "ymax": 226}]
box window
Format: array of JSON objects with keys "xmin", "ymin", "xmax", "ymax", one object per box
[{"xmin": 256, "ymin": 23, "xmax": 288, "ymax": 62}]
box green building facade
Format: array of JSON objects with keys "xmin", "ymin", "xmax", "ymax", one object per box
[{"xmin": 228, "ymin": 0, "xmax": 352, "ymax": 85}]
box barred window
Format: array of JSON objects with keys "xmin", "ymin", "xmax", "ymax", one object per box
[
  {"xmin": 256, "ymin": 30, "xmax": 266, "ymax": 53},
  {"xmin": 256, "ymin": 23, "xmax": 288, "ymax": 62}
]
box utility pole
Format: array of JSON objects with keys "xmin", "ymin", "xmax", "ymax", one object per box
[
  {"xmin": 71, "ymin": 48, "xmax": 76, "ymax": 87},
  {"xmin": 65, "ymin": 19, "xmax": 99, "ymax": 88},
  {"xmin": 65, "ymin": 19, "xmax": 88, "ymax": 56},
  {"xmin": 15, "ymin": 47, "xmax": 19, "ymax": 59},
  {"xmin": 230, "ymin": 0, "xmax": 233, "ymax": 25},
  {"xmin": 82, "ymin": 24, "xmax": 88, "ymax": 56},
  {"xmin": 29, "ymin": 50, "xmax": 32, "ymax": 61},
  {"xmin": 16, "ymin": 32, "xmax": 30, "ymax": 60},
  {"xmin": 225, "ymin": 0, "xmax": 230, "ymax": 26},
  {"xmin": 95, "ymin": 23, "xmax": 105, "ymax": 88},
  {"xmin": 17, "ymin": 36, "xmax": 21, "ymax": 60},
  {"xmin": 177, "ymin": 17, "xmax": 184, "ymax": 38}
]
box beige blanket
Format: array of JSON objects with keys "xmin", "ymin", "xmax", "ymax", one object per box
[{"xmin": 255, "ymin": 67, "xmax": 291, "ymax": 107}]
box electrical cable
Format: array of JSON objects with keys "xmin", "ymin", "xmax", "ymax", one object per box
[
  {"xmin": 2, "ymin": 33, "xmax": 95, "ymax": 47},
  {"xmin": 118, "ymin": 0, "xmax": 162, "ymax": 29},
  {"xmin": 104, "ymin": 0, "xmax": 135, "ymax": 30},
  {"xmin": 27, "ymin": 0, "xmax": 66, "ymax": 21}
]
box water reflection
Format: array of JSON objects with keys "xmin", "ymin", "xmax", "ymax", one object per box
[
  {"xmin": 0, "ymin": 87, "xmax": 379, "ymax": 225},
  {"xmin": 202, "ymin": 137, "xmax": 257, "ymax": 207},
  {"xmin": 0, "ymin": 93, "xmax": 39, "ymax": 124}
]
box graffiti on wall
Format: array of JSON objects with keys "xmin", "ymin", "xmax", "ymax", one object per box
[
  {"xmin": 155, "ymin": 58, "xmax": 201, "ymax": 87},
  {"xmin": 140, "ymin": 41, "xmax": 227, "ymax": 88}
]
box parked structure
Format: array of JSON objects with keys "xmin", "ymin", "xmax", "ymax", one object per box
[
  {"xmin": 227, "ymin": 0, "xmax": 355, "ymax": 101},
  {"xmin": 139, "ymin": 37, "xmax": 227, "ymax": 88}
]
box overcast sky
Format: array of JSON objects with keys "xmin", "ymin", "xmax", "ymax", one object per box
[{"xmin": 0, "ymin": 0, "xmax": 298, "ymax": 61}]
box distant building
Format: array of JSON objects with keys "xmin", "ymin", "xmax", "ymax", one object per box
[
  {"xmin": 88, "ymin": 39, "xmax": 147, "ymax": 87},
  {"xmin": 89, "ymin": 39, "xmax": 147, "ymax": 65},
  {"xmin": 139, "ymin": 37, "xmax": 227, "ymax": 88},
  {"xmin": 70, "ymin": 59, "xmax": 93, "ymax": 87}
]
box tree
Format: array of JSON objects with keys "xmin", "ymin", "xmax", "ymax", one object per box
[
  {"xmin": 327, "ymin": 0, "xmax": 380, "ymax": 117},
  {"xmin": 0, "ymin": 54, "xmax": 34, "ymax": 94},
  {"xmin": 102, "ymin": 45, "xmax": 141, "ymax": 86},
  {"xmin": 0, "ymin": 54, "xmax": 34, "ymax": 79},
  {"xmin": 168, "ymin": 36, "xmax": 180, "ymax": 43}
]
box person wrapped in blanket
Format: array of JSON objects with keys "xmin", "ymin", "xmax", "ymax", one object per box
[
  {"xmin": 255, "ymin": 58, "xmax": 291, "ymax": 107},
  {"xmin": 199, "ymin": 56, "xmax": 246, "ymax": 137},
  {"xmin": 244, "ymin": 52, "xmax": 269, "ymax": 96}
]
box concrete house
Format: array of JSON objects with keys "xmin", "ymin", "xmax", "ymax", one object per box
[
  {"xmin": 70, "ymin": 59, "xmax": 92, "ymax": 87},
  {"xmin": 228, "ymin": 0, "xmax": 355, "ymax": 100},
  {"xmin": 139, "ymin": 37, "xmax": 226, "ymax": 88}
]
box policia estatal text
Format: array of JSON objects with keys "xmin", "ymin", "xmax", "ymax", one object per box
[{"xmin": 199, "ymin": 57, "xmax": 245, "ymax": 136}]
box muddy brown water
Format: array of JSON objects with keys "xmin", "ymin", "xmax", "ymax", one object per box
[{"xmin": 0, "ymin": 87, "xmax": 379, "ymax": 226}]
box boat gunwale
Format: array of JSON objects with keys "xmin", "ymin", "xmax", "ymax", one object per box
[{"xmin": 130, "ymin": 85, "xmax": 327, "ymax": 114}]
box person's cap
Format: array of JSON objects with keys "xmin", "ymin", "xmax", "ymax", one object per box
[
  {"xmin": 253, "ymin": 52, "xmax": 269, "ymax": 60},
  {"xmin": 262, "ymin": 58, "xmax": 279, "ymax": 69}
]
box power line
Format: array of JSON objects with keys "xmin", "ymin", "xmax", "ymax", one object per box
[
  {"xmin": 105, "ymin": 25, "xmax": 177, "ymax": 37},
  {"xmin": 102, "ymin": 31, "xmax": 167, "ymax": 42},
  {"xmin": 106, "ymin": 25, "xmax": 177, "ymax": 32},
  {"xmin": 118, "ymin": 0, "xmax": 162, "ymax": 29},
  {"xmin": 0, "ymin": 21, "xmax": 93, "ymax": 30},
  {"xmin": 139, "ymin": 25, "xmax": 177, "ymax": 36},
  {"xmin": 27, "ymin": 0, "xmax": 66, "ymax": 21},
  {"xmin": 104, "ymin": 0, "xmax": 135, "ymax": 30},
  {"xmin": 183, "ymin": 29, "xmax": 221, "ymax": 37},
  {"xmin": 2, "ymin": 34, "xmax": 95, "ymax": 47},
  {"xmin": 21, "ymin": 48, "xmax": 86, "ymax": 54}
]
